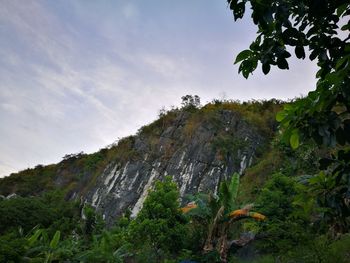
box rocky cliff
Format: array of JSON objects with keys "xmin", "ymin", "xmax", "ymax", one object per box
[{"xmin": 0, "ymin": 100, "xmax": 281, "ymax": 225}]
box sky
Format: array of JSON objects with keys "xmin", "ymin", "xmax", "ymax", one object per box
[{"xmin": 0, "ymin": 0, "xmax": 318, "ymax": 177}]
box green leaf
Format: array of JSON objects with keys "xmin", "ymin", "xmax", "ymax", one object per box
[
  {"xmin": 277, "ymin": 58, "xmax": 289, "ymax": 69},
  {"xmin": 250, "ymin": 35, "xmax": 261, "ymax": 50},
  {"xmin": 283, "ymin": 104, "xmax": 294, "ymax": 111},
  {"xmin": 282, "ymin": 50, "xmax": 291, "ymax": 58},
  {"xmin": 234, "ymin": 50, "xmax": 252, "ymax": 64},
  {"xmin": 262, "ymin": 62, "xmax": 271, "ymax": 75},
  {"xmin": 309, "ymin": 49, "xmax": 318, "ymax": 60},
  {"xmin": 337, "ymin": 3, "xmax": 349, "ymax": 17},
  {"xmin": 28, "ymin": 229, "xmax": 43, "ymax": 246},
  {"xmin": 290, "ymin": 130, "xmax": 300, "ymax": 149},
  {"xmin": 341, "ymin": 23, "xmax": 350, "ymax": 31},
  {"xmin": 229, "ymin": 173, "xmax": 240, "ymax": 203},
  {"xmin": 239, "ymin": 59, "xmax": 256, "ymax": 79},
  {"xmin": 295, "ymin": 46, "xmax": 305, "ymax": 59},
  {"xmin": 276, "ymin": 110, "xmax": 287, "ymax": 122},
  {"xmin": 233, "ymin": 2, "xmax": 246, "ymax": 20},
  {"xmin": 49, "ymin": 231, "xmax": 60, "ymax": 249},
  {"xmin": 335, "ymin": 56, "xmax": 349, "ymax": 70}
]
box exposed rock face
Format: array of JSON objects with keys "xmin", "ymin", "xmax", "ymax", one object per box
[{"xmin": 85, "ymin": 110, "xmax": 266, "ymax": 225}]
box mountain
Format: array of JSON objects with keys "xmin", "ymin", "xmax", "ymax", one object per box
[{"xmin": 0, "ymin": 99, "xmax": 282, "ymax": 225}]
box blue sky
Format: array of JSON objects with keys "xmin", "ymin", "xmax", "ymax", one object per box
[{"xmin": 0, "ymin": 0, "xmax": 317, "ymax": 177}]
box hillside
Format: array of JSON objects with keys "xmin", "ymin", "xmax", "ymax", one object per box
[
  {"xmin": 1, "ymin": 99, "xmax": 349, "ymax": 263},
  {"xmin": 0, "ymin": 99, "xmax": 281, "ymax": 224}
]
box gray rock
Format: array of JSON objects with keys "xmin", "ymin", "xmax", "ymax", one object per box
[
  {"xmin": 6, "ymin": 193, "xmax": 18, "ymax": 199},
  {"xmin": 83, "ymin": 109, "xmax": 266, "ymax": 226}
]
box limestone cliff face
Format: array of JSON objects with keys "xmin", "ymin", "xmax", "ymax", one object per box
[
  {"xmin": 84, "ymin": 109, "xmax": 266, "ymax": 225},
  {"xmin": 0, "ymin": 102, "xmax": 276, "ymax": 225}
]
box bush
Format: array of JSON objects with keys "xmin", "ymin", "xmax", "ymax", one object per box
[{"xmin": 128, "ymin": 177, "xmax": 188, "ymax": 261}]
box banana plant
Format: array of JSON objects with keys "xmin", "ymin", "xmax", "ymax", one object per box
[
  {"xmin": 76, "ymin": 230, "xmax": 130, "ymax": 263},
  {"xmin": 182, "ymin": 173, "xmax": 266, "ymax": 263},
  {"xmin": 25, "ymin": 229, "xmax": 62, "ymax": 263}
]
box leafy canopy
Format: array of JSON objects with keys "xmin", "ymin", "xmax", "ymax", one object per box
[
  {"xmin": 228, "ymin": 0, "xmax": 350, "ymax": 149},
  {"xmin": 228, "ymin": 0, "xmax": 350, "ymax": 231},
  {"xmin": 128, "ymin": 177, "xmax": 188, "ymax": 258}
]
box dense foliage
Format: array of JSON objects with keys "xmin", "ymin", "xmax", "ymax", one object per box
[
  {"xmin": 228, "ymin": 0, "xmax": 350, "ymax": 244},
  {"xmin": 1, "ymin": 0, "xmax": 350, "ymax": 261},
  {"xmin": 1, "ymin": 158, "xmax": 349, "ymax": 262},
  {"xmin": 1, "ymin": 98, "xmax": 350, "ymax": 262},
  {"xmin": 128, "ymin": 177, "xmax": 188, "ymax": 261}
]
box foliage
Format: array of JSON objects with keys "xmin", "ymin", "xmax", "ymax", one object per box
[
  {"xmin": 309, "ymin": 168, "xmax": 350, "ymax": 234},
  {"xmin": 138, "ymin": 108, "xmax": 178, "ymax": 137},
  {"xmin": 81, "ymin": 204, "xmax": 105, "ymax": 238},
  {"xmin": 0, "ymin": 231, "xmax": 26, "ymax": 263},
  {"xmin": 248, "ymin": 173, "xmax": 312, "ymax": 253},
  {"xmin": 228, "ymin": 0, "xmax": 350, "ymax": 235},
  {"xmin": 0, "ymin": 164, "xmax": 349, "ymax": 262},
  {"xmin": 229, "ymin": 0, "xmax": 349, "ymax": 82},
  {"xmin": 256, "ymin": 173, "xmax": 299, "ymax": 219},
  {"xmin": 181, "ymin": 95, "xmax": 201, "ymax": 110},
  {"xmin": 1, "ymin": 96, "xmax": 350, "ymax": 261},
  {"xmin": 212, "ymin": 135, "xmax": 249, "ymax": 165},
  {"xmin": 186, "ymin": 173, "xmax": 266, "ymax": 262},
  {"xmin": 0, "ymin": 190, "xmax": 82, "ymax": 262},
  {"xmin": 0, "ymin": 98, "xmax": 282, "ymax": 201},
  {"xmin": 25, "ymin": 229, "xmax": 63, "ymax": 263},
  {"xmin": 238, "ymin": 147, "xmax": 283, "ymax": 202},
  {"xmin": 128, "ymin": 177, "xmax": 188, "ymax": 261},
  {"xmin": 203, "ymin": 99, "xmax": 282, "ymax": 137},
  {"xmin": 0, "ymin": 165, "xmax": 56, "ymax": 196},
  {"xmin": 77, "ymin": 231, "xmax": 129, "ymax": 263},
  {"xmin": 0, "ymin": 190, "xmax": 79, "ymax": 235}
]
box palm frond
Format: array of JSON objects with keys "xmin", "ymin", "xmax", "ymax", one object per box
[
  {"xmin": 248, "ymin": 212, "xmax": 266, "ymax": 221},
  {"xmin": 219, "ymin": 173, "xmax": 240, "ymax": 212},
  {"xmin": 180, "ymin": 202, "xmax": 198, "ymax": 213},
  {"xmin": 228, "ymin": 209, "xmax": 248, "ymax": 219},
  {"xmin": 228, "ymin": 172, "xmax": 240, "ymax": 203}
]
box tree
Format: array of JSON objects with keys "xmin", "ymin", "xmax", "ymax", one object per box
[
  {"xmin": 77, "ymin": 231, "xmax": 129, "ymax": 263},
  {"xmin": 181, "ymin": 95, "xmax": 201, "ymax": 109},
  {"xmin": 227, "ymin": 0, "xmax": 350, "ymax": 232},
  {"xmin": 25, "ymin": 229, "xmax": 62, "ymax": 263},
  {"xmin": 184, "ymin": 173, "xmax": 265, "ymax": 262},
  {"xmin": 0, "ymin": 191, "xmax": 79, "ymax": 235},
  {"xmin": 227, "ymin": 0, "xmax": 350, "ymax": 147},
  {"xmin": 252, "ymin": 173, "xmax": 310, "ymax": 253},
  {"xmin": 128, "ymin": 177, "xmax": 188, "ymax": 262}
]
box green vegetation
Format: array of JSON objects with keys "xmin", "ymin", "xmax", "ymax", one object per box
[
  {"xmin": 1, "ymin": 0, "xmax": 349, "ymax": 261},
  {"xmin": 2, "ymin": 146, "xmax": 349, "ymax": 263},
  {"xmin": 128, "ymin": 177, "xmax": 188, "ymax": 262},
  {"xmin": 183, "ymin": 173, "xmax": 266, "ymax": 262},
  {"xmin": 228, "ymin": 0, "xmax": 350, "ymax": 236},
  {"xmin": 0, "ymin": 97, "xmax": 349, "ymax": 262}
]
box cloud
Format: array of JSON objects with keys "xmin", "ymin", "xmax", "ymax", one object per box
[
  {"xmin": 0, "ymin": 0, "xmax": 318, "ymax": 177},
  {"xmin": 0, "ymin": 102, "xmax": 22, "ymax": 114},
  {"xmin": 122, "ymin": 3, "xmax": 139, "ymax": 19},
  {"xmin": 140, "ymin": 53, "xmax": 191, "ymax": 79}
]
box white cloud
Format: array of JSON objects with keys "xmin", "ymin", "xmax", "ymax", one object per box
[
  {"xmin": 122, "ymin": 3, "xmax": 139, "ymax": 19},
  {"xmin": 0, "ymin": 102, "xmax": 22, "ymax": 114},
  {"xmin": 141, "ymin": 53, "xmax": 191, "ymax": 79},
  {"xmin": 0, "ymin": 0, "xmax": 318, "ymax": 177}
]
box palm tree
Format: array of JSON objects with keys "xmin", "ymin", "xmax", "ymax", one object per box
[
  {"xmin": 182, "ymin": 173, "xmax": 265, "ymax": 262},
  {"xmin": 77, "ymin": 231, "xmax": 129, "ymax": 263},
  {"xmin": 25, "ymin": 229, "xmax": 62, "ymax": 263}
]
